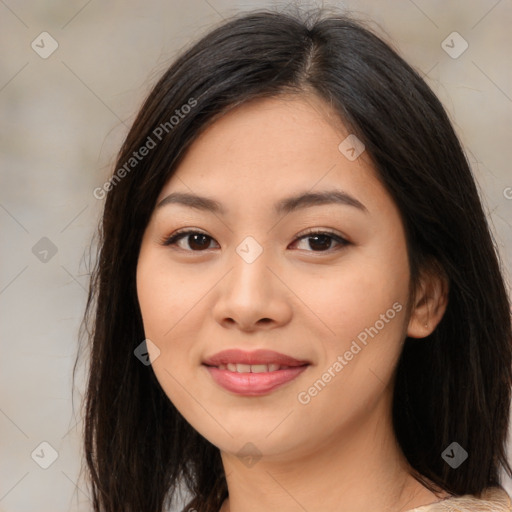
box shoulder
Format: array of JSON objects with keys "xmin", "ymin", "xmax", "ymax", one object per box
[{"xmin": 406, "ymin": 487, "xmax": 512, "ymax": 512}]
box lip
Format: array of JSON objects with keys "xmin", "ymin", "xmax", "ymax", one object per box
[
  {"xmin": 205, "ymin": 366, "xmax": 308, "ymax": 396},
  {"xmin": 202, "ymin": 349, "xmax": 310, "ymax": 367},
  {"xmin": 202, "ymin": 349, "xmax": 310, "ymax": 396}
]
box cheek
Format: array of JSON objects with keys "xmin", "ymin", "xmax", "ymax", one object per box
[
  {"xmin": 293, "ymin": 271, "xmax": 408, "ymax": 432},
  {"xmin": 296, "ymin": 252, "xmax": 410, "ymax": 412},
  {"xmin": 136, "ymin": 251, "xmax": 202, "ymax": 409},
  {"xmin": 136, "ymin": 257, "xmax": 171, "ymax": 340},
  {"xmin": 295, "ymin": 253, "xmax": 410, "ymax": 346},
  {"xmin": 136, "ymin": 250, "xmax": 202, "ymax": 341},
  {"xmin": 136, "ymin": 248, "xmax": 221, "ymax": 407}
]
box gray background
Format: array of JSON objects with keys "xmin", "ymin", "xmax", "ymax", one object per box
[{"xmin": 1, "ymin": 1, "xmax": 511, "ymax": 510}]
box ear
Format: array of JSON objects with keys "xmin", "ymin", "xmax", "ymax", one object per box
[{"xmin": 407, "ymin": 263, "xmax": 449, "ymax": 339}]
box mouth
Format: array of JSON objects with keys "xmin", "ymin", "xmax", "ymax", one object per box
[
  {"xmin": 202, "ymin": 349, "xmax": 310, "ymax": 396},
  {"xmin": 213, "ymin": 362, "xmax": 298, "ymax": 372}
]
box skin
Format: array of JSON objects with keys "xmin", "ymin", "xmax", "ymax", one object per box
[{"xmin": 136, "ymin": 94, "xmax": 450, "ymax": 512}]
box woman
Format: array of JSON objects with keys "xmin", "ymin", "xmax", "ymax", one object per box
[{"xmin": 79, "ymin": 7, "xmax": 512, "ymax": 512}]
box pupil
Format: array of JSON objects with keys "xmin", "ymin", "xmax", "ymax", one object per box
[
  {"xmin": 185, "ymin": 234, "xmax": 333, "ymax": 251},
  {"xmin": 309, "ymin": 235, "xmax": 331, "ymax": 251},
  {"xmin": 189, "ymin": 234, "xmax": 209, "ymax": 250}
]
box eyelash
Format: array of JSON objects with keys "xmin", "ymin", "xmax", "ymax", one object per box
[{"xmin": 159, "ymin": 228, "xmax": 350, "ymax": 253}]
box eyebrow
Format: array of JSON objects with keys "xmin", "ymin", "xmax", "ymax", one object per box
[{"xmin": 156, "ymin": 189, "xmax": 368, "ymax": 215}]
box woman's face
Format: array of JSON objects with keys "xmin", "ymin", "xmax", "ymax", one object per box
[{"xmin": 136, "ymin": 94, "xmax": 419, "ymax": 460}]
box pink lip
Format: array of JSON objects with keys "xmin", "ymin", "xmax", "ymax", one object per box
[
  {"xmin": 202, "ymin": 349, "xmax": 309, "ymax": 367},
  {"xmin": 202, "ymin": 349, "xmax": 310, "ymax": 396},
  {"xmin": 204, "ymin": 366, "xmax": 309, "ymax": 396}
]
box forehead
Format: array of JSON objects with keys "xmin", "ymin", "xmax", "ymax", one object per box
[
  {"xmin": 157, "ymin": 94, "xmax": 382, "ymax": 212},
  {"xmin": 174, "ymin": 93, "xmax": 347, "ymax": 170}
]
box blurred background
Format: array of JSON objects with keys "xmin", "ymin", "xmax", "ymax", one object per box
[{"xmin": 1, "ymin": 1, "xmax": 511, "ymax": 510}]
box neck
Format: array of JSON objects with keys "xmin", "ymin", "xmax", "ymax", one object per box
[{"xmin": 218, "ymin": 393, "xmax": 445, "ymax": 512}]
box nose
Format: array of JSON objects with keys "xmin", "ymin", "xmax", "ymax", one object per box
[{"xmin": 211, "ymin": 243, "xmax": 292, "ymax": 332}]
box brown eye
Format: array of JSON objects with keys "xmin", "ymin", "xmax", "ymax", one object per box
[
  {"xmin": 162, "ymin": 231, "xmax": 218, "ymax": 251},
  {"xmin": 184, "ymin": 233, "xmax": 213, "ymax": 251},
  {"xmin": 292, "ymin": 231, "xmax": 349, "ymax": 252}
]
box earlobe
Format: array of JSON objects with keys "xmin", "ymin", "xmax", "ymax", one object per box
[{"xmin": 407, "ymin": 265, "xmax": 449, "ymax": 339}]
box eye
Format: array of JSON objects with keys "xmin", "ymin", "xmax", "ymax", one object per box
[
  {"xmin": 160, "ymin": 228, "xmax": 350, "ymax": 253},
  {"xmin": 160, "ymin": 230, "xmax": 218, "ymax": 251},
  {"xmin": 290, "ymin": 229, "xmax": 350, "ymax": 252}
]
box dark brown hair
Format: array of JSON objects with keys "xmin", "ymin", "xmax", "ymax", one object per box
[{"xmin": 77, "ymin": 6, "xmax": 512, "ymax": 512}]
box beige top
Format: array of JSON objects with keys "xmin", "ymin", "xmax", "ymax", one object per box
[{"xmin": 405, "ymin": 487, "xmax": 512, "ymax": 511}]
